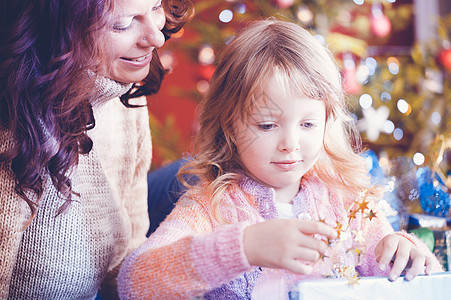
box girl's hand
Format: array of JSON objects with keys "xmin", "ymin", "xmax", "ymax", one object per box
[
  {"xmin": 375, "ymin": 233, "xmax": 436, "ymax": 281},
  {"xmin": 243, "ymin": 219, "xmax": 337, "ymax": 274}
]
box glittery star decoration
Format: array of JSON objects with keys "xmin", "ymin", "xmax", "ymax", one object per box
[
  {"xmin": 348, "ymin": 208, "xmax": 358, "ymax": 220},
  {"xmin": 347, "ymin": 274, "xmax": 360, "ymax": 286},
  {"xmin": 357, "ymin": 199, "xmax": 370, "ymax": 212},
  {"xmin": 313, "ymin": 189, "xmax": 378, "ymax": 282},
  {"xmin": 357, "ymin": 106, "xmax": 390, "ymax": 142},
  {"xmin": 335, "ymin": 222, "xmax": 344, "ymax": 239},
  {"xmin": 318, "ymin": 217, "xmax": 327, "ymax": 224},
  {"xmin": 365, "ymin": 209, "xmax": 377, "ymax": 221}
]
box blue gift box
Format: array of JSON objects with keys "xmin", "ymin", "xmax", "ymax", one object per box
[{"xmin": 288, "ymin": 272, "xmax": 451, "ymax": 300}]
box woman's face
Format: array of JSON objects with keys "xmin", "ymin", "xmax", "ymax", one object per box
[{"xmin": 101, "ymin": 0, "xmax": 166, "ymax": 83}]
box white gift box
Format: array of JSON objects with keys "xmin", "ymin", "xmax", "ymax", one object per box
[{"xmin": 289, "ymin": 272, "xmax": 451, "ymax": 300}]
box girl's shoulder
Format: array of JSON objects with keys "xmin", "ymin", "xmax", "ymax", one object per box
[{"xmin": 185, "ymin": 182, "xmax": 247, "ymax": 206}]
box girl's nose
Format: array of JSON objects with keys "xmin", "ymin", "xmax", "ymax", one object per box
[
  {"xmin": 278, "ymin": 129, "xmax": 300, "ymax": 153},
  {"xmin": 139, "ymin": 10, "xmax": 166, "ymax": 48}
]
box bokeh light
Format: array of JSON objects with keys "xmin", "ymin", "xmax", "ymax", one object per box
[
  {"xmin": 198, "ymin": 45, "xmax": 215, "ymax": 64},
  {"xmin": 383, "ymin": 80, "xmax": 394, "ymax": 91},
  {"xmin": 234, "ymin": 3, "xmax": 246, "ymax": 14},
  {"xmin": 387, "ymin": 57, "xmax": 400, "ymax": 75},
  {"xmin": 160, "ymin": 51, "xmax": 173, "ymax": 69},
  {"xmin": 297, "ymin": 6, "xmax": 313, "ymax": 24},
  {"xmin": 388, "ymin": 63, "xmax": 399, "ymax": 75},
  {"xmin": 383, "ymin": 120, "xmax": 395, "ymax": 133},
  {"xmin": 393, "ymin": 128, "xmax": 403, "ymax": 140},
  {"xmin": 196, "ymin": 80, "xmax": 209, "ymax": 94},
  {"xmin": 413, "ymin": 152, "xmax": 425, "ymax": 166},
  {"xmin": 219, "ymin": 9, "xmax": 233, "ymax": 23},
  {"xmin": 356, "ymin": 65, "xmax": 370, "ymax": 83},
  {"xmin": 396, "ymin": 99, "xmax": 410, "ymax": 114},
  {"xmin": 359, "ymin": 94, "xmax": 373, "ymax": 109},
  {"xmin": 431, "ymin": 112, "xmax": 441, "ymax": 125},
  {"xmin": 365, "ymin": 57, "xmax": 377, "ymax": 76},
  {"xmin": 381, "ymin": 92, "xmax": 391, "ymax": 102}
]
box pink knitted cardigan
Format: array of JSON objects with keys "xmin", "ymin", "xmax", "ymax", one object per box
[{"xmin": 117, "ymin": 175, "xmax": 442, "ymax": 299}]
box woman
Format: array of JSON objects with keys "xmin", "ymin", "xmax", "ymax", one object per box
[{"xmin": 0, "ymin": 0, "xmax": 192, "ymax": 299}]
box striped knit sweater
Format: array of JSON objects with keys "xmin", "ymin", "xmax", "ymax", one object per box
[
  {"xmin": 117, "ymin": 175, "xmax": 442, "ymax": 299},
  {"xmin": 0, "ymin": 77, "xmax": 151, "ymax": 299}
]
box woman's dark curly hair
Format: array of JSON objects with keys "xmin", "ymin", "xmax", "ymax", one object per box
[{"xmin": 0, "ymin": 0, "xmax": 193, "ymax": 219}]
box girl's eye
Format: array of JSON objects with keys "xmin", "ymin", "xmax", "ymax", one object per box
[
  {"xmin": 302, "ymin": 122, "xmax": 316, "ymax": 129},
  {"xmin": 257, "ymin": 123, "xmax": 275, "ymax": 131}
]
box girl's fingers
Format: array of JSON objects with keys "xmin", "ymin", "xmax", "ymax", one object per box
[
  {"xmin": 296, "ymin": 220, "xmax": 337, "ymax": 240},
  {"xmin": 376, "ymin": 237, "xmax": 398, "ymax": 271},
  {"xmin": 425, "ymin": 254, "xmax": 441, "ymax": 274},
  {"xmin": 292, "ymin": 246, "xmax": 321, "ymax": 263},
  {"xmin": 283, "ymin": 258, "xmax": 313, "ymax": 274},
  {"xmin": 389, "ymin": 242, "xmax": 410, "ymax": 281},
  {"xmin": 297, "ymin": 234, "xmax": 328, "ymax": 254},
  {"xmin": 405, "ymin": 252, "xmax": 425, "ymax": 281}
]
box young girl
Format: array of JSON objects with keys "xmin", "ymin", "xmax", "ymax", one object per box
[{"xmin": 117, "ymin": 19, "xmax": 442, "ymax": 299}]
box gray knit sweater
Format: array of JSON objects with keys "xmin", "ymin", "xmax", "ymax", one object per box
[{"xmin": 0, "ymin": 77, "xmax": 151, "ymax": 299}]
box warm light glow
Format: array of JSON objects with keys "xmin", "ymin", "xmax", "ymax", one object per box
[
  {"xmin": 196, "ymin": 80, "xmax": 209, "ymax": 94},
  {"xmin": 172, "ymin": 28, "xmax": 184, "ymax": 39},
  {"xmin": 370, "ymin": 7, "xmax": 391, "ymax": 37},
  {"xmin": 387, "ymin": 57, "xmax": 399, "ymax": 66},
  {"xmin": 397, "ymin": 99, "xmax": 411, "ymax": 115},
  {"xmin": 297, "ymin": 6, "xmax": 313, "ymax": 24},
  {"xmin": 198, "ymin": 45, "xmax": 215, "ymax": 65},
  {"xmin": 160, "ymin": 51, "xmax": 173, "ymax": 69},
  {"xmin": 379, "ymin": 157, "xmax": 389, "ymax": 169}
]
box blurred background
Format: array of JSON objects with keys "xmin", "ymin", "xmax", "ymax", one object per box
[{"xmin": 148, "ymin": 0, "xmax": 451, "ymax": 223}]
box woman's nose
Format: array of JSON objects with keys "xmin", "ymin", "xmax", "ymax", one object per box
[{"xmin": 139, "ymin": 10, "xmax": 166, "ymax": 48}]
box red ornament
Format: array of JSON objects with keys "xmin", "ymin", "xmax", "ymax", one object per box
[
  {"xmin": 370, "ymin": 14, "xmax": 391, "ymax": 38},
  {"xmin": 439, "ymin": 48, "xmax": 451, "ymax": 70},
  {"xmin": 342, "ymin": 53, "xmax": 361, "ymax": 95},
  {"xmin": 343, "ymin": 66, "xmax": 361, "ymax": 95},
  {"xmin": 273, "ymin": 0, "xmax": 294, "ymax": 9}
]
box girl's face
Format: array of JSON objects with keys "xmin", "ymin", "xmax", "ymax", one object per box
[
  {"xmin": 234, "ymin": 75, "xmax": 326, "ymax": 201},
  {"xmin": 101, "ymin": 0, "xmax": 165, "ymax": 83}
]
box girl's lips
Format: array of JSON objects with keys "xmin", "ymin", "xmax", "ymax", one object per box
[
  {"xmin": 272, "ymin": 160, "xmax": 300, "ymax": 170},
  {"xmin": 119, "ymin": 52, "xmax": 153, "ymax": 67}
]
